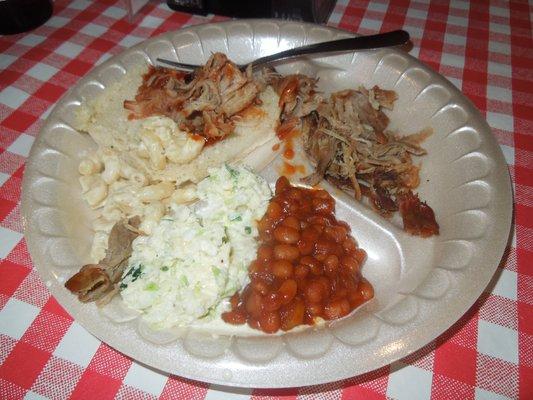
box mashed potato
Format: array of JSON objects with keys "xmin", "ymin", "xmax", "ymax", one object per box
[{"xmin": 119, "ymin": 164, "xmax": 271, "ymax": 329}]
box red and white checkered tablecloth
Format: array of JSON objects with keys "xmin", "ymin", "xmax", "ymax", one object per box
[{"xmin": 0, "ymin": 0, "xmax": 531, "ymax": 398}]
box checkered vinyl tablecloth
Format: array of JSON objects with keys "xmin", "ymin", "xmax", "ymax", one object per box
[{"xmin": 0, "ymin": 0, "xmax": 531, "ymax": 398}]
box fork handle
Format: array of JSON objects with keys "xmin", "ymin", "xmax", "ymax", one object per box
[{"xmin": 250, "ymin": 29, "xmax": 410, "ymax": 68}]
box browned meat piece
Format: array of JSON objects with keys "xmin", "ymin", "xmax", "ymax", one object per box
[
  {"xmin": 65, "ymin": 216, "xmax": 141, "ymax": 305},
  {"xmin": 398, "ymin": 191, "xmax": 439, "ymax": 237}
]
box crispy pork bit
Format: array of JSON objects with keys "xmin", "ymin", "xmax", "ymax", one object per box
[
  {"xmin": 124, "ymin": 53, "xmax": 263, "ymax": 140},
  {"xmin": 65, "ymin": 216, "xmax": 141, "ymax": 305},
  {"xmin": 398, "ymin": 191, "xmax": 439, "ymax": 237},
  {"xmin": 299, "ymin": 86, "xmax": 439, "ymax": 237}
]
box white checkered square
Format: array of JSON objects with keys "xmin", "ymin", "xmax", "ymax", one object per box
[
  {"xmin": 103, "ymin": 6, "xmax": 126, "ymax": 18},
  {"xmin": 69, "ymin": 0, "xmax": 92, "ymax": 10},
  {"xmin": 0, "ymin": 172, "xmax": 9, "ymax": 187},
  {"xmin": 444, "ymin": 32, "xmax": 467, "ymax": 46},
  {"xmin": 359, "ymin": 17, "xmax": 382, "ymax": 32},
  {"xmin": 26, "ymin": 63, "xmax": 59, "ymax": 81},
  {"xmin": 55, "ymin": 42, "xmax": 85, "ymax": 58},
  {"xmin": 489, "ymin": 40, "xmax": 511, "ymax": 55},
  {"xmin": 487, "ymin": 85, "xmax": 512, "ymax": 103},
  {"xmin": 387, "ymin": 362, "xmax": 433, "ymax": 400},
  {"xmin": 406, "ymin": 8, "xmax": 428, "ymax": 20},
  {"xmin": 95, "ymin": 53, "xmax": 112, "ymax": 66},
  {"xmin": 24, "ymin": 391, "xmax": 51, "ymax": 400},
  {"xmin": 119, "ymin": 35, "xmax": 144, "ymax": 48},
  {"xmin": 447, "ymin": 77, "xmax": 462, "ymax": 90},
  {"xmin": 447, "ymin": 15, "xmax": 468, "ymax": 27},
  {"xmin": 489, "ymin": 22, "xmax": 510, "ymax": 35},
  {"xmin": 17, "ymin": 34, "xmax": 46, "ymax": 47},
  {"xmin": 477, "ymin": 320, "xmax": 518, "ymax": 364},
  {"xmin": 487, "ymin": 111, "xmax": 513, "ymax": 132},
  {"xmin": 205, "ymin": 386, "xmax": 253, "ymax": 400},
  {"xmin": 47, "ymin": 16, "xmax": 69, "ymax": 28},
  {"xmin": 7, "ymin": 133, "xmax": 35, "ymax": 157},
  {"xmin": 452, "ymin": 0, "xmax": 470, "ymax": 10},
  {"xmin": 366, "ymin": 2, "xmax": 387, "ymax": 13},
  {"xmin": 0, "ymin": 54, "xmax": 16, "ymax": 71},
  {"xmin": 498, "ymin": 145, "xmax": 515, "ymax": 167},
  {"xmin": 489, "ymin": 6, "xmax": 509, "ymax": 18},
  {"xmin": 124, "ymin": 361, "xmax": 168, "ymax": 397},
  {"xmin": 31, "ymin": 356, "xmax": 84, "ymax": 400},
  {"xmin": 0, "ymin": 86, "xmax": 30, "ymax": 109},
  {"xmin": 441, "ymin": 54, "xmax": 465, "ymax": 69},
  {"xmin": 0, "ymin": 227, "xmax": 23, "ymax": 258},
  {"xmin": 488, "ymin": 61, "xmax": 512, "ymax": 77},
  {"xmin": 80, "ymin": 23, "xmax": 108, "ymax": 37},
  {"xmin": 53, "ymin": 322, "xmax": 100, "ymax": 367},
  {"xmin": 140, "ymin": 15, "xmax": 164, "ymax": 28},
  {"xmin": 475, "ymin": 387, "xmax": 513, "ymax": 400},
  {"xmin": 0, "ymin": 298, "xmax": 39, "ymax": 340}
]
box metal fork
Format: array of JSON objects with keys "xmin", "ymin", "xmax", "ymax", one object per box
[{"xmin": 156, "ymin": 29, "xmax": 410, "ymax": 71}]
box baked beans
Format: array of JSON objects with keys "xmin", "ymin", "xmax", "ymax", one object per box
[{"xmin": 222, "ymin": 176, "xmax": 374, "ymax": 333}]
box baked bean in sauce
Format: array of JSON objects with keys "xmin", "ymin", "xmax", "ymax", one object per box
[{"xmin": 222, "ymin": 177, "xmax": 374, "ymax": 333}]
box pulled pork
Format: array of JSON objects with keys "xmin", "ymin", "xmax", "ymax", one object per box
[
  {"xmin": 293, "ymin": 83, "xmax": 438, "ymax": 237},
  {"xmin": 124, "ymin": 53, "xmax": 269, "ymax": 140}
]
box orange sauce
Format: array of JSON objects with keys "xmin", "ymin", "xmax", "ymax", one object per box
[
  {"xmin": 238, "ymin": 105, "xmax": 266, "ymax": 120},
  {"xmin": 283, "ymin": 148, "xmax": 295, "ymax": 160},
  {"xmin": 282, "ymin": 162, "xmax": 306, "ymax": 176},
  {"xmin": 204, "ymin": 135, "xmax": 224, "ymax": 147}
]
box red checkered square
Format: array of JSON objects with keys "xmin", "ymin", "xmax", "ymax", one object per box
[
  {"xmin": 13, "ymin": 270, "xmax": 50, "ymax": 308},
  {"xmin": 42, "ymin": 296, "xmax": 73, "ymax": 320},
  {"xmin": 0, "ymin": 341, "xmax": 51, "ymax": 389},
  {"xmin": 70, "ymin": 369, "xmax": 122, "ymax": 400},
  {"xmin": 519, "ymin": 332, "xmax": 533, "ymax": 369},
  {"xmin": 0, "ymin": 175, "xmax": 21, "ymax": 204},
  {"xmin": 478, "ymin": 294, "xmax": 518, "ymax": 331},
  {"xmin": 5, "ymin": 239, "xmax": 33, "ymax": 269},
  {"xmin": 30, "ymin": 356, "xmax": 84, "ymax": 399},
  {"xmin": 431, "ymin": 375, "xmax": 475, "ymax": 400},
  {"xmin": 519, "ymin": 364, "xmax": 533, "ymax": 400},
  {"xmin": 518, "ymin": 302, "xmax": 533, "ymax": 336},
  {"xmin": 0, "ymin": 334, "xmax": 17, "ymax": 366},
  {"xmin": 20, "ymin": 310, "xmax": 72, "ymax": 353},
  {"xmin": 0, "ymin": 260, "xmax": 30, "ymax": 298},
  {"xmin": 160, "ymin": 376, "xmax": 209, "ymax": 400},
  {"xmin": 0, "ymin": 378, "xmax": 26, "ymax": 400},
  {"xmin": 115, "ymin": 383, "xmax": 158, "ymax": 400},
  {"xmin": 1, "ymin": 203, "xmax": 23, "ymax": 233},
  {"xmin": 433, "ymin": 341, "xmax": 477, "ymax": 386},
  {"xmin": 1, "ymin": 110, "xmax": 37, "ymax": 133},
  {"xmin": 342, "ymin": 366, "xmax": 390, "ymax": 398},
  {"xmin": 0, "ymin": 152, "xmax": 25, "ymax": 178},
  {"xmin": 86, "ymin": 343, "xmax": 132, "ymax": 381},
  {"xmin": 476, "ymin": 353, "xmax": 519, "ymax": 398}
]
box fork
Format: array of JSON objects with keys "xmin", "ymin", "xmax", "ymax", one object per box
[{"xmin": 156, "ymin": 29, "xmax": 410, "ymax": 71}]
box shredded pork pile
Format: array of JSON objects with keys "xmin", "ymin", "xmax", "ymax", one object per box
[
  {"xmin": 124, "ymin": 53, "xmax": 273, "ymax": 140},
  {"xmin": 273, "ymin": 76, "xmax": 439, "ymax": 237}
]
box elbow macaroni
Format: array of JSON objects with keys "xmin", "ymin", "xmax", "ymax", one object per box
[{"xmin": 79, "ymin": 115, "xmax": 211, "ymax": 262}]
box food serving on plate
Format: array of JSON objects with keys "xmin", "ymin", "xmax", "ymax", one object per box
[
  {"xmin": 222, "ymin": 176, "xmax": 374, "ymax": 333},
  {"xmin": 65, "ymin": 52, "xmax": 439, "ymax": 333},
  {"xmin": 73, "ymin": 53, "xmax": 281, "ymax": 263},
  {"xmin": 274, "ymin": 75, "xmax": 439, "ymax": 237}
]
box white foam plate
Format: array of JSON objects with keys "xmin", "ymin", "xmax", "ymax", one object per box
[{"xmin": 21, "ymin": 20, "xmax": 512, "ymax": 388}]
